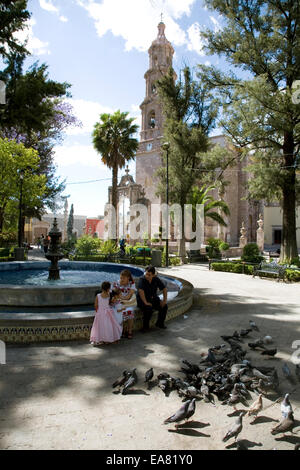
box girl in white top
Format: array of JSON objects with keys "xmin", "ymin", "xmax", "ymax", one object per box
[{"xmin": 113, "ymin": 269, "xmax": 136, "ymax": 339}]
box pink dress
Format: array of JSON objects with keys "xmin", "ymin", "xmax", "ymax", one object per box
[{"xmin": 90, "ymin": 294, "xmax": 122, "ymax": 344}]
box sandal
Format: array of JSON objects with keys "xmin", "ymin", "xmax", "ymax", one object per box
[{"xmin": 127, "ymin": 333, "xmax": 133, "ymax": 340}]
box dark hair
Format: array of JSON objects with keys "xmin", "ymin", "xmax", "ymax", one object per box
[
  {"xmin": 101, "ymin": 281, "xmax": 111, "ymax": 292},
  {"xmin": 109, "ymin": 288, "xmax": 121, "ymax": 305},
  {"xmin": 120, "ymin": 269, "xmax": 134, "ymax": 283},
  {"xmin": 145, "ymin": 265, "xmax": 155, "ymax": 275}
]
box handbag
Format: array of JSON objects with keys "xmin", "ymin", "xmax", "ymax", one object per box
[{"xmin": 121, "ymin": 295, "xmax": 137, "ymax": 308}]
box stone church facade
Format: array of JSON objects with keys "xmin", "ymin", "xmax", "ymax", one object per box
[{"xmin": 134, "ymin": 21, "xmax": 263, "ymax": 247}]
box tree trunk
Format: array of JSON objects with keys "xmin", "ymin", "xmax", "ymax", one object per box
[
  {"xmin": 111, "ymin": 164, "xmax": 118, "ymax": 241},
  {"xmin": 280, "ymin": 135, "xmax": 298, "ymax": 262}
]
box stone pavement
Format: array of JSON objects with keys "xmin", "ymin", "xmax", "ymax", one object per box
[{"xmin": 0, "ymin": 264, "xmax": 300, "ymax": 450}]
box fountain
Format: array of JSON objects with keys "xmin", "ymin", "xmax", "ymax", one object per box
[
  {"xmin": 0, "ymin": 223, "xmax": 194, "ymax": 343},
  {"xmin": 45, "ymin": 218, "xmax": 64, "ymax": 280}
]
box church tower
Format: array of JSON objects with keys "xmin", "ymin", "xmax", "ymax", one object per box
[{"xmin": 136, "ymin": 21, "xmax": 175, "ymax": 205}]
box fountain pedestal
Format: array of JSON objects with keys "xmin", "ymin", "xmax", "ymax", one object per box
[{"xmin": 45, "ymin": 218, "xmax": 64, "ymax": 280}]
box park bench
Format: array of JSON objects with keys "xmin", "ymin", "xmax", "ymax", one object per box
[{"xmin": 253, "ymin": 260, "xmax": 287, "ymax": 282}]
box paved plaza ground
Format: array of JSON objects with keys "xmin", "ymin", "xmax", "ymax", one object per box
[{"xmin": 0, "ymin": 262, "xmax": 300, "ymax": 450}]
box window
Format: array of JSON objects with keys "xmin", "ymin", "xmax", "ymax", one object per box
[
  {"xmin": 148, "ymin": 111, "xmax": 156, "ymax": 129},
  {"xmin": 146, "ymin": 143, "xmax": 152, "ymax": 151}
]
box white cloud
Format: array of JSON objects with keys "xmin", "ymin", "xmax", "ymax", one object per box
[
  {"xmin": 14, "ymin": 18, "xmax": 51, "ymax": 55},
  {"xmin": 54, "ymin": 143, "xmax": 105, "ymax": 167},
  {"xmin": 76, "ymin": 0, "xmax": 197, "ymax": 52},
  {"xmin": 39, "ymin": 0, "xmax": 59, "ymax": 13},
  {"xmin": 187, "ymin": 22, "xmax": 205, "ymax": 55},
  {"xmin": 39, "ymin": 0, "xmax": 69, "ymax": 22},
  {"xmin": 65, "ymin": 98, "xmax": 141, "ymax": 137}
]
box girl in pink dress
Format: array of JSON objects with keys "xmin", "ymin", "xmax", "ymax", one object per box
[{"xmin": 90, "ymin": 281, "xmax": 122, "ymax": 345}]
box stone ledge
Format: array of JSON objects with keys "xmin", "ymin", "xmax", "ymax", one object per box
[{"xmin": 0, "ymin": 277, "xmax": 193, "ymax": 343}]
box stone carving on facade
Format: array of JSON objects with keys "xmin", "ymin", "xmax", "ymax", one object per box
[
  {"xmin": 256, "ymin": 213, "xmax": 264, "ymax": 252},
  {"xmin": 239, "ymin": 221, "xmax": 247, "ymax": 248}
]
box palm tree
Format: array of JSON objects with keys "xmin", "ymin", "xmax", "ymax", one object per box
[
  {"xmin": 92, "ymin": 110, "xmax": 139, "ymax": 239},
  {"xmin": 187, "ymin": 185, "xmax": 230, "ymax": 232}
]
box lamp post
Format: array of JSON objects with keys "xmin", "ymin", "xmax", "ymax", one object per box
[
  {"xmin": 161, "ymin": 142, "xmax": 170, "ymax": 267},
  {"xmin": 18, "ymin": 169, "xmax": 25, "ymax": 248}
]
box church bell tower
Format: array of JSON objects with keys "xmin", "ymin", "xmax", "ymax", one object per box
[{"xmin": 135, "ymin": 21, "xmax": 175, "ymax": 205}]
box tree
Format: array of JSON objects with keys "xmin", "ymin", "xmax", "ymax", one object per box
[
  {"xmin": 92, "ymin": 110, "xmax": 139, "ymax": 239},
  {"xmin": 0, "ymin": 138, "xmax": 47, "ymax": 235},
  {"xmin": 187, "ymin": 185, "xmax": 230, "ymax": 232},
  {"xmin": 0, "ymin": 1, "xmax": 30, "ymax": 60},
  {"xmin": 200, "ymin": 0, "xmax": 300, "ymax": 261},
  {"xmin": 0, "ymin": 56, "xmax": 80, "ymax": 215},
  {"xmin": 155, "ymin": 66, "xmax": 220, "ymax": 258},
  {"xmin": 67, "ymin": 203, "xmax": 74, "ymax": 240}
]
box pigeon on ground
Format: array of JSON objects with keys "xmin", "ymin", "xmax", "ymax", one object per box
[
  {"xmin": 282, "ymin": 363, "xmax": 295, "ymax": 383},
  {"xmin": 112, "ymin": 370, "xmax": 131, "ymax": 389},
  {"xmin": 185, "ymin": 398, "xmax": 196, "ymax": 421},
  {"xmin": 271, "ymin": 411, "xmax": 295, "ymax": 436},
  {"xmin": 223, "ymin": 412, "xmax": 244, "ymax": 442},
  {"xmin": 122, "ymin": 368, "xmax": 137, "ymax": 395},
  {"xmin": 248, "ymin": 339, "xmax": 266, "ymax": 350},
  {"xmin": 261, "ymin": 348, "xmax": 277, "ymax": 357},
  {"xmin": 246, "ymin": 394, "xmax": 263, "ymax": 422},
  {"xmin": 157, "ymin": 372, "xmax": 170, "ymax": 380},
  {"xmin": 281, "ymin": 394, "xmax": 293, "ymax": 419},
  {"xmin": 296, "ymin": 364, "xmax": 300, "ymax": 382},
  {"xmin": 144, "ymin": 367, "xmax": 154, "ymax": 383},
  {"xmin": 263, "ymin": 335, "xmax": 273, "ymax": 344},
  {"xmin": 163, "ymin": 400, "xmax": 191, "ymax": 428},
  {"xmin": 249, "ymin": 320, "xmax": 259, "ymax": 331},
  {"xmin": 240, "ymin": 329, "xmax": 252, "ymax": 337}
]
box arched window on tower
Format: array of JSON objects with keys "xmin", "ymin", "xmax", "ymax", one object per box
[
  {"xmin": 151, "ymin": 83, "xmax": 157, "ymax": 94},
  {"xmin": 148, "ymin": 111, "xmax": 156, "ymax": 129}
]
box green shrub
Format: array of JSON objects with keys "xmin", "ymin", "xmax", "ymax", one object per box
[
  {"xmin": 285, "ymin": 269, "xmax": 300, "ymax": 282},
  {"xmin": 241, "ymin": 243, "xmax": 264, "ymax": 263},
  {"xmin": 219, "ymin": 242, "xmax": 230, "ymax": 252},
  {"xmin": 75, "ymin": 235, "xmax": 102, "ymax": 256},
  {"xmin": 206, "ymin": 238, "xmax": 222, "ymax": 259},
  {"xmin": 211, "ymin": 262, "xmax": 254, "ymax": 275},
  {"xmin": 290, "ymin": 257, "xmax": 300, "ymax": 268}
]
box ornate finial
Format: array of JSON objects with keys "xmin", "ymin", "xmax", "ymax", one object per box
[
  {"xmin": 125, "ymin": 165, "xmax": 129, "ymax": 175},
  {"xmin": 160, "ymin": 12, "xmax": 163, "ymax": 23}
]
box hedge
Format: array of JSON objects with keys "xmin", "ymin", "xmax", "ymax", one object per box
[
  {"xmin": 285, "ymin": 269, "xmax": 300, "ymax": 282},
  {"xmin": 211, "ymin": 262, "xmax": 254, "ymax": 275}
]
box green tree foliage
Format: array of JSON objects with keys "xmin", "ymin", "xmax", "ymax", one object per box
[
  {"xmin": 0, "ymin": 138, "xmax": 47, "ymax": 233},
  {"xmin": 67, "ymin": 203, "xmax": 74, "ymax": 240},
  {"xmin": 0, "ymin": 0, "xmax": 30, "ymax": 60},
  {"xmin": 155, "ymin": 66, "xmax": 220, "ymax": 257},
  {"xmin": 200, "ymin": 0, "xmax": 300, "ymax": 261},
  {"xmin": 92, "ymin": 110, "xmax": 139, "ymax": 238},
  {"xmin": 187, "ymin": 185, "xmax": 230, "ymax": 231}
]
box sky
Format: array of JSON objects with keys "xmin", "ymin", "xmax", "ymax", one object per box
[{"xmin": 19, "ymin": 0, "xmax": 228, "ymax": 218}]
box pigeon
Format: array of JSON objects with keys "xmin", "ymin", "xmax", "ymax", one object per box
[
  {"xmin": 282, "ymin": 363, "xmax": 295, "ymax": 383},
  {"xmin": 163, "ymin": 400, "xmax": 190, "ymax": 428},
  {"xmin": 239, "ymin": 329, "xmax": 252, "ymax": 337},
  {"xmin": 261, "ymin": 348, "xmax": 277, "ymax": 357},
  {"xmin": 263, "ymin": 335, "xmax": 273, "ymax": 345},
  {"xmin": 157, "ymin": 372, "xmax": 170, "ymax": 380},
  {"xmin": 246, "ymin": 394, "xmax": 263, "ymax": 422},
  {"xmin": 271, "ymin": 411, "xmax": 295, "ymax": 435},
  {"xmin": 296, "ymin": 364, "xmax": 300, "ymax": 382},
  {"xmin": 185, "ymin": 398, "xmax": 196, "ymax": 421},
  {"xmin": 248, "ymin": 339, "xmax": 266, "ymax": 350},
  {"xmin": 112, "ymin": 370, "xmax": 131, "ymax": 389},
  {"xmin": 281, "ymin": 394, "xmax": 293, "ymax": 419},
  {"xmin": 144, "ymin": 367, "xmax": 154, "ymax": 383},
  {"xmin": 122, "ymin": 368, "xmax": 138, "ymax": 394},
  {"xmin": 249, "ymin": 320, "xmax": 259, "ymax": 331},
  {"xmin": 223, "ymin": 413, "xmax": 244, "ymax": 442}
]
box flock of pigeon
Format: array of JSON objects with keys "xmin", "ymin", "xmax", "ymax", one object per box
[{"xmin": 112, "ymin": 319, "xmax": 300, "ymax": 449}]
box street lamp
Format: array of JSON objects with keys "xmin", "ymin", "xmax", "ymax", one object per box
[
  {"xmin": 161, "ymin": 142, "xmax": 170, "ymax": 267},
  {"xmin": 18, "ymin": 169, "xmax": 25, "ymax": 248}
]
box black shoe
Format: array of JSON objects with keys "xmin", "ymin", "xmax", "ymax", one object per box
[{"xmin": 155, "ymin": 323, "xmax": 167, "ymax": 329}]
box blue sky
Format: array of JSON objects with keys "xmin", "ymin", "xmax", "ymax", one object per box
[{"xmin": 20, "ymin": 0, "xmax": 227, "ymax": 217}]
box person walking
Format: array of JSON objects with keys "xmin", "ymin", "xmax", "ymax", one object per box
[{"xmin": 136, "ymin": 265, "xmax": 168, "ymax": 332}]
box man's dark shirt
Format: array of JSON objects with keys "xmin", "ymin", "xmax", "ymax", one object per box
[{"xmin": 136, "ymin": 275, "xmax": 166, "ymax": 304}]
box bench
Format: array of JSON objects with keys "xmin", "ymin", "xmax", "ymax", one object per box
[{"xmin": 253, "ymin": 261, "xmax": 287, "ymax": 282}]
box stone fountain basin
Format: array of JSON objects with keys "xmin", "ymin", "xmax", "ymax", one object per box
[{"xmin": 0, "ymin": 261, "xmax": 182, "ymax": 307}]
